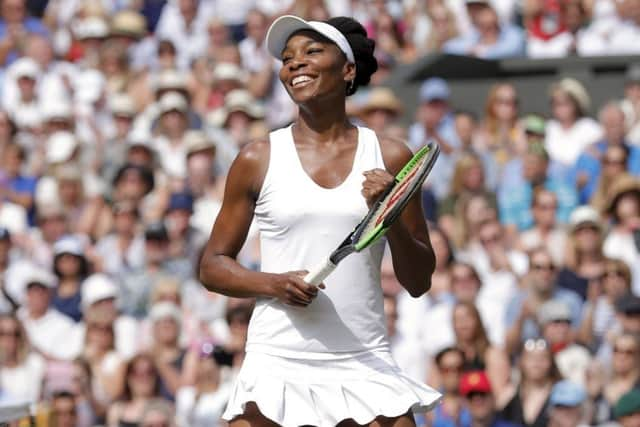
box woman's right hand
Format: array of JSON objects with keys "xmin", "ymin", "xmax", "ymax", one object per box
[{"xmin": 267, "ymin": 271, "xmax": 321, "ymax": 307}]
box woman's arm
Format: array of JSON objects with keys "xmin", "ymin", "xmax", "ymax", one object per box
[
  {"xmin": 370, "ymin": 136, "xmax": 436, "ymax": 297},
  {"xmin": 199, "ymin": 140, "xmax": 319, "ymax": 307}
]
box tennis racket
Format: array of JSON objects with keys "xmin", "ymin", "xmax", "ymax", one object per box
[{"xmin": 303, "ymin": 141, "xmax": 440, "ymax": 286}]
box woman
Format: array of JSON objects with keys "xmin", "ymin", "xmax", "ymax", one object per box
[
  {"xmin": 82, "ymin": 308, "xmax": 126, "ymax": 410},
  {"xmin": 590, "ymin": 145, "xmax": 631, "ymax": 213},
  {"xmin": 51, "ymin": 236, "xmax": 91, "ymax": 322},
  {"xmin": 107, "ymin": 353, "xmax": 168, "ymax": 427},
  {"xmin": 478, "ymin": 83, "xmax": 523, "ymax": 166},
  {"xmin": 602, "ymin": 333, "xmax": 640, "ymax": 416},
  {"xmin": 452, "ymin": 302, "xmax": 511, "ymax": 397},
  {"xmin": 579, "ymin": 258, "xmax": 632, "ymax": 351},
  {"xmin": 498, "ymin": 339, "xmax": 562, "ymax": 427},
  {"xmin": 199, "ymin": 15, "xmax": 441, "ymax": 426},
  {"xmin": 544, "ymin": 78, "xmax": 602, "ymax": 170},
  {"xmin": 0, "ymin": 314, "xmax": 46, "ymax": 402}
]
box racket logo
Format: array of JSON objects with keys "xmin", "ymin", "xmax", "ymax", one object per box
[{"xmin": 374, "ymin": 165, "xmax": 421, "ymax": 226}]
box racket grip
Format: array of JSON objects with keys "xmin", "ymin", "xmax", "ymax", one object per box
[{"xmin": 303, "ymin": 258, "xmax": 337, "ymax": 286}]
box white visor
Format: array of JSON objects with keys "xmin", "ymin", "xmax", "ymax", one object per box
[{"xmin": 266, "ymin": 15, "xmax": 355, "ymax": 65}]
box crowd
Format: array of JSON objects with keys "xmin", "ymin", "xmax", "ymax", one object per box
[{"xmin": 0, "ymin": 0, "xmax": 640, "ymax": 426}]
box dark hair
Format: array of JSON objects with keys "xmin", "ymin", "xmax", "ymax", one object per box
[
  {"xmin": 326, "ymin": 17, "xmax": 378, "ymax": 96},
  {"xmin": 121, "ymin": 353, "xmax": 161, "ymax": 401},
  {"xmin": 435, "ymin": 346, "xmax": 465, "ymax": 367},
  {"xmin": 53, "ymin": 252, "xmax": 90, "ymax": 280}
]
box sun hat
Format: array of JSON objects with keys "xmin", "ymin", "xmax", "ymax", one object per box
[
  {"xmin": 550, "ymin": 78, "xmax": 591, "ymax": 115},
  {"xmin": 359, "ymin": 87, "xmax": 402, "ymax": 116},
  {"xmin": 110, "ymin": 10, "xmax": 146, "ymax": 39},
  {"xmin": 12, "ymin": 57, "xmax": 40, "ymax": 80},
  {"xmin": 537, "ymin": 299, "xmax": 572, "ymax": 326},
  {"xmin": 604, "ymin": 174, "xmax": 640, "ymax": 215},
  {"xmin": 207, "ymin": 89, "xmax": 265, "ymax": 128},
  {"xmin": 184, "ymin": 130, "xmax": 216, "ymax": 157},
  {"xmin": 46, "ymin": 132, "xmax": 78, "ymax": 164},
  {"xmin": 157, "ymin": 92, "xmax": 188, "ymax": 115},
  {"xmin": 266, "ymin": 15, "xmax": 355, "ymax": 64},
  {"xmin": 568, "ymin": 205, "xmax": 602, "ymax": 232},
  {"xmin": 74, "ymin": 16, "xmax": 109, "ymax": 40}
]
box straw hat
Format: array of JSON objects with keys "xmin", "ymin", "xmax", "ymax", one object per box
[
  {"xmin": 207, "ymin": 89, "xmax": 265, "ymax": 127},
  {"xmin": 550, "ymin": 78, "xmax": 591, "ymax": 115},
  {"xmin": 184, "ymin": 130, "xmax": 216, "ymax": 157},
  {"xmin": 110, "ymin": 10, "xmax": 147, "ymax": 39},
  {"xmin": 604, "ymin": 174, "xmax": 640, "ymax": 215},
  {"xmin": 359, "ymin": 87, "xmax": 403, "ymax": 116}
]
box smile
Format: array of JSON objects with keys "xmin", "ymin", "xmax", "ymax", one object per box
[{"xmin": 291, "ymin": 75, "xmax": 315, "ymax": 87}]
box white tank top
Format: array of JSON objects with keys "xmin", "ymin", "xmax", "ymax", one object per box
[{"xmin": 246, "ymin": 124, "xmax": 390, "ymax": 359}]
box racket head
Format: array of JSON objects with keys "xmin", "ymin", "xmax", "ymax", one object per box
[{"xmin": 352, "ymin": 141, "xmax": 439, "ymax": 252}]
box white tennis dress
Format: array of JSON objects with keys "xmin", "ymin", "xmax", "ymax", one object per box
[{"xmin": 222, "ymin": 125, "xmax": 441, "ymax": 426}]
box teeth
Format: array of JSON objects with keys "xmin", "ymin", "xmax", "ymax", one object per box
[{"xmin": 292, "ymin": 76, "xmax": 313, "ymax": 86}]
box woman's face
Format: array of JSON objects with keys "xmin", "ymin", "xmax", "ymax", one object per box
[
  {"xmin": 438, "ymin": 350, "xmax": 465, "ymax": 393},
  {"xmin": 453, "ymin": 305, "xmax": 477, "ymax": 342},
  {"xmin": 0, "ymin": 318, "xmax": 20, "ymax": 357},
  {"xmin": 462, "ymin": 162, "xmax": 484, "ymax": 191},
  {"xmin": 551, "ymin": 91, "xmax": 578, "ymax": 123},
  {"xmin": 602, "ymin": 265, "xmax": 629, "ymax": 298},
  {"xmin": 56, "ymin": 253, "xmax": 81, "ymax": 277},
  {"xmin": 128, "ymin": 358, "xmax": 157, "ymax": 397},
  {"xmin": 153, "ymin": 317, "xmax": 178, "ymax": 345},
  {"xmin": 492, "ymin": 85, "xmax": 518, "ymax": 122},
  {"xmin": 521, "ymin": 347, "xmax": 552, "ymax": 382},
  {"xmin": 612, "ymin": 335, "xmax": 639, "ymax": 375},
  {"xmin": 58, "ymin": 179, "xmax": 81, "ymax": 204},
  {"xmin": 615, "ymin": 193, "xmax": 640, "ymax": 226},
  {"xmin": 279, "ymin": 31, "xmax": 354, "ymax": 105},
  {"xmin": 602, "ymin": 146, "xmax": 627, "ymax": 179}
]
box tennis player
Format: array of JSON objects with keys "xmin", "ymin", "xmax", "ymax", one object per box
[{"xmin": 199, "ymin": 15, "xmax": 442, "ymax": 426}]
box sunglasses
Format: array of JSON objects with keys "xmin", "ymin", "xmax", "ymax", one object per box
[
  {"xmin": 531, "ymin": 263, "xmax": 554, "ymax": 272},
  {"xmin": 613, "ymin": 346, "xmax": 637, "ymax": 356},
  {"xmin": 524, "ymin": 338, "xmax": 548, "ymax": 352}
]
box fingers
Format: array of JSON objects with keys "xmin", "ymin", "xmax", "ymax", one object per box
[
  {"xmin": 282, "ymin": 273, "xmax": 320, "ymax": 307},
  {"xmin": 362, "ymin": 169, "xmax": 394, "ymax": 204}
]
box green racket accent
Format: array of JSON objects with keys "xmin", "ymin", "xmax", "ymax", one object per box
[{"xmin": 353, "ymin": 144, "xmax": 434, "ymax": 252}]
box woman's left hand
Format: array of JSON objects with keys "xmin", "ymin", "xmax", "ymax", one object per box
[{"xmin": 361, "ymin": 169, "xmax": 394, "ymax": 208}]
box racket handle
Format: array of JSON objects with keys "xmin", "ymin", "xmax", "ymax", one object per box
[{"xmin": 303, "ymin": 258, "xmax": 337, "ymax": 286}]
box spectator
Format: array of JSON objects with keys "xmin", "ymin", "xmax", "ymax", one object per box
[
  {"xmin": 602, "ymin": 175, "xmax": 640, "ymax": 294},
  {"xmin": 16, "ymin": 262, "xmax": 81, "ymax": 360},
  {"xmin": 147, "ymin": 302, "xmax": 186, "ymax": 401},
  {"xmin": 0, "ymin": 0, "xmax": 48, "ymax": 65},
  {"xmin": 0, "ymin": 227, "xmax": 19, "ymax": 314},
  {"xmin": 51, "ymin": 235, "xmax": 90, "ymax": 322},
  {"xmin": 451, "ymin": 192, "xmax": 498, "ymax": 250},
  {"xmin": 80, "ymin": 273, "xmax": 139, "ymax": 360},
  {"xmin": 452, "ymin": 302, "xmax": 511, "ymax": 396},
  {"xmin": 428, "ymin": 347, "xmax": 470, "ymax": 427},
  {"xmin": 164, "ymin": 191, "xmax": 206, "ymax": 268},
  {"xmin": 443, "ymin": 0, "xmax": 526, "ymax": 59},
  {"xmin": 498, "ymin": 339, "xmax": 562, "ymax": 427},
  {"xmin": 537, "ymin": 299, "xmax": 591, "ymax": 385},
  {"xmin": 579, "ymin": 258, "xmax": 632, "ymax": 352},
  {"xmin": 408, "ymin": 77, "xmax": 460, "ymax": 200},
  {"xmin": 0, "ymin": 142, "xmax": 37, "ymax": 224},
  {"xmin": 622, "ymin": 64, "xmax": 640, "ymax": 145},
  {"xmin": 106, "ymin": 353, "xmax": 170, "ymax": 427},
  {"xmin": 175, "ymin": 343, "xmax": 232, "ymax": 427},
  {"xmin": 613, "ymin": 389, "xmax": 640, "ymax": 427},
  {"xmin": 505, "ymin": 247, "xmax": 582, "ymax": 356},
  {"xmin": 48, "ymin": 390, "xmax": 80, "ymax": 427},
  {"xmin": 573, "ymin": 102, "xmax": 640, "ymax": 205},
  {"xmin": 590, "ymin": 146, "xmax": 634, "ymax": 214},
  {"xmin": 545, "ymin": 78, "xmax": 602, "ymax": 170},
  {"xmin": 0, "ymin": 313, "xmax": 45, "ymax": 402},
  {"xmin": 459, "ymin": 370, "xmax": 520, "ymax": 427},
  {"xmin": 477, "ymin": 83, "xmax": 522, "ymax": 166},
  {"xmin": 601, "ymin": 333, "xmax": 640, "ymax": 417},
  {"xmin": 80, "ymin": 307, "xmax": 126, "ymax": 411},
  {"xmin": 356, "ymin": 86, "xmax": 404, "ymax": 139},
  {"xmin": 517, "ymin": 188, "xmax": 567, "ymax": 266},
  {"xmin": 153, "ymin": 92, "xmax": 193, "ymax": 181},
  {"xmin": 556, "ymin": 206, "xmax": 606, "ymax": 301},
  {"xmin": 140, "ymin": 399, "xmax": 176, "ymax": 427},
  {"xmin": 547, "ymin": 380, "xmax": 589, "ymax": 427}
]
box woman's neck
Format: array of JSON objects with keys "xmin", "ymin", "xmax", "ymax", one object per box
[
  {"xmin": 58, "ymin": 278, "xmax": 80, "ymax": 296},
  {"xmin": 296, "ymin": 96, "xmax": 350, "ymax": 141},
  {"xmin": 1, "ymin": 352, "xmax": 18, "ymax": 367}
]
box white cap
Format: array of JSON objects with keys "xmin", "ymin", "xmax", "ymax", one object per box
[
  {"xmin": 46, "ymin": 131, "xmax": 78, "ymax": 164},
  {"xmin": 212, "ymin": 62, "xmax": 247, "ymax": 84},
  {"xmin": 569, "ymin": 206, "xmax": 601, "ymax": 231},
  {"xmin": 74, "ymin": 70, "xmax": 105, "ymax": 105},
  {"xmin": 184, "ymin": 130, "xmax": 216, "ymax": 156},
  {"xmin": 81, "ymin": 273, "xmax": 119, "ymax": 310},
  {"xmin": 74, "ymin": 16, "xmax": 109, "ymax": 40},
  {"xmin": 154, "ymin": 69, "xmax": 187, "ymax": 92},
  {"xmin": 149, "ymin": 302, "xmax": 182, "ymax": 325},
  {"xmin": 41, "ymin": 101, "xmax": 73, "ymax": 122},
  {"xmin": 53, "ymin": 235, "xmax": 85, "ymax": 257},
  {"xmin": 12, "ymin": 57, "xmax": 40, "ymax": 80},
  {"xmin": 109, "ymin": 93, "xmax": 136, "ymax": 117},
  {"xmin": 207, "ymin": 89, "xmax": 264, "ymax": 127},
  {"xmin": 266, "ymin": 15, "xmax": 355, "ymax": 64},
  {"xmin": 23, "ymin": 264, "xmax": 57, "ymax": 289},
  {"xmin": 158, "ymin": 92, "xmax": 188, "ymax": 115}
]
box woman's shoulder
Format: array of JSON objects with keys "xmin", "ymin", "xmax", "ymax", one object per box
[{"xmin": 372, "ymin": 131, "xmax": 415, "ymax": 174}]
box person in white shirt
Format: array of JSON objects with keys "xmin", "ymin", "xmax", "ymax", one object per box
[
  {"xmin": 16, "ymin": 263, "xmax": 81, "ymax": 360},
  {"xmin": 545, "ymin": 78, "xmax": 602, "ymax": 169}
]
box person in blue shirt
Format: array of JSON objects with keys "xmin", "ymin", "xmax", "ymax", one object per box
[
  {"xmin": 499, "ymin": 142, "xmax": 578, "ymax": 232},
  {"xmin": 572, "ymin": 102, "xmax": 640, "ymax": 204},
  {"xmin": 0, "ymin": 143, "xmax": 37, "ymax": 226},
  {"xmin": 442, "ymin": 0, "xmax": 525, "ymax": 59},
  {"xmin": 0, "ymin": 0, "xmax": 48, "ymax": 66},
  {"xmin": 408, "ymin": 77, "xmax": 461, "ymax": 201}
]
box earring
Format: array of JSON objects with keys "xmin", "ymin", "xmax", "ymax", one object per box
[{"xmin": 347, "ymin": 80, "xmax": 354, "ymax": 94}]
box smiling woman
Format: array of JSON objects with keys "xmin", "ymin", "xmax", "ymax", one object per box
[{"xmin": 198, "ymin": 14, "xmax": 441, "ymax": 427}]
